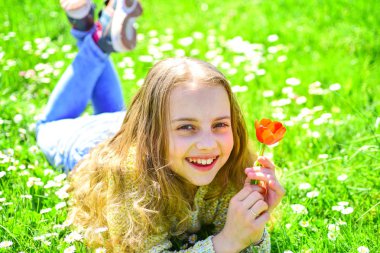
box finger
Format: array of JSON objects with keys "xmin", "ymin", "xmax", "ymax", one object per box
[
  {"xmin": 253, "ymin": 211, "xmax": 270, "ymax": 226},
  {"xmin": 243, "ymin": 180, "xmax": 266, "ymax": 194},
  {"xmin": 246, "ymin": 171, "xmax": 273, "ymax": 183},
  {"xmin": 257, "ymin": 156, "xmax": 275, "ymax": 170},
  {"xmin": 268, "ymin": 178, "xmax": 286, "ymax": 197},
  {"xmin": 234, "ymin": 185, "xmax": 255, "ymax": 201},
  {"xmin": 250, "ymin": 167, "xmax": 275, "ymax": 177},
  {"xmin": 246, "ymin": 167, "xmax": 276, "ymax": 180},
  {"xmin": 241, "ymin": 191, "xmax": 264, "ymax": 209},
  {"xmin": 248, "ymin": 199, "xmax": 269, "ymax": 219}
]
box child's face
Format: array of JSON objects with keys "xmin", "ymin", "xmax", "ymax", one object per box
[{"xmin": 167, "ymin": 83, "xmax": 234, "ymax": 186}]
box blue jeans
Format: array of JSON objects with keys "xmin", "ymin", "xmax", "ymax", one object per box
[{"xmin": 36, "ymin": 27, "xmax": 125, "ymax": 172}]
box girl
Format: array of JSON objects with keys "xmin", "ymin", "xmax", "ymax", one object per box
[
  {"xmin": 39, "ymin": 57, "xmax": 285, "ymax": 252},
  {"xmin": 65, "ymin": 58, "xmax": 285, "ymax": 252},
  {"xmin": 37, "ymin": 2, "xmax": 285, "ymax": 253}
]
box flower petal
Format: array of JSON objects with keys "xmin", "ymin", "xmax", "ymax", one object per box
[
  {"xmin": 260, "ymin": 118, "xmax": 272, "ymax": 127},
  {"xmin": 255, "ymin": 118, "xmax": 286, "ymax": 145}
]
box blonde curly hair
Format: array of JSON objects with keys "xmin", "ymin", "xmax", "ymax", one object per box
[{"xmin": 67, "ymin": 58, "xmax": 254, "ymax": 251}]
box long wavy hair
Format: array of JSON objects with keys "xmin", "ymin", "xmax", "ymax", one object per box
[{"xmin": 68, "ymin": 57, "xmax": 254, "ymax": 251}]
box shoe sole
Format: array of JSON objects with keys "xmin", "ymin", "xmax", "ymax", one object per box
[
  {"xmin": 111, "ymin": 0, "xmax": 142, "ymax": 52},
  {"xmin": 62, "ymin": 0, "xmax": 92, "ymax": 19}
]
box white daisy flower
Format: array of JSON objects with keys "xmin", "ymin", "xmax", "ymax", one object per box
[
  {"xmin": 318, "ymin": 154, "xmax": 328, "ymax": 159},
  {"xmin": 337, "ymin": 174, "xmax": 348, "ymax": 181},
  {"xmin": 296, "ymin": 96, "xmax": 307, "ymax": 104},
  {"xmin": 329, "ymin": 83, "xmax": 341, "ymax": 91},
  {"xmin": 64, "ymin": 231, "xmax": 83, "ymax": 243},
  {"xmin": 332, "ymin": 206, "xmax": 344, "ymax": 211},
  {"xmin": 0, "ymin": 241, "xmax": 13, "ymax": 248},
  {"xmin": 341, "ymin": 207, "xmax": 354, "ymax": 215},
  {"xmin": 290, "ymin": 204, "xmax": 308, "ymax": 214},
  {"xmin": 357, "ymin": 246, "xmax": 369, "ymax": 253},
  {"xmin": 55, "ymin": 202, "xmax": 66, "ymax": 210},
  {"xmin": 299, "ymin": 220, "xmax": 310, "ymax": 227},
  {"xmin": 40, "ymin": 208, "xmax": 52, "ymax": 214},
  {"xmin": 327, "ymin": 224, "xmax": 340, "ymax": 232},
  {"xmin": 95, "ymin": 248, "xmax": 107, "ymax": 253},
  {"xmin": 13, "ymin": 114, "xmax": 23, "ymax": 123},
  {"xmin": 263, "ymin": 90, "xmax": 274, "ymax": 97},
  {"xmin": 285, "ymin": 77, "xmax": 301, "ymax": 86},
  {"xmin": 336, "ymin": 220, "xmax": 347, "ymax": 226},
  {"xmin": 306, "ymin": 191, "xmax": 320, "ymax": 198},
  {"xmin": 178, "ymin": 37, "xmax": 194, "ymax": 47},
  {"xmin": 327, "ymin": 232, "xmax": 337, "ymax": 241},
  {"xmin": 267, "ymin": 34, "xmax": 279, "ymax": 42},
  {"xmin": 299, "ymin": 183, "xmax": 311, "ymax": 190},
  {"xmin": 64, "ymin": 245, "xmax": 76, "ymax": 253}
]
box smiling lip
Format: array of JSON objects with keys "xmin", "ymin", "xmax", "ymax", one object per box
[{"xmin": 185, "ymin": 156, "xmax": 219, "ymax": 172}]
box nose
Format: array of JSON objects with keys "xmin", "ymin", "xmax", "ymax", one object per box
[{"xmin": 195, "ymin": 132, "xmax": 217, "ymax": 150}]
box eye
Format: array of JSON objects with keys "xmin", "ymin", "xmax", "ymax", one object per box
[
  {"xmin": 213, "ymin": 122, "xmax": 229, "ymax": 128},
  {"xmin": 177, "ymin": 124, "xmax": 196, "ymax": 131}
]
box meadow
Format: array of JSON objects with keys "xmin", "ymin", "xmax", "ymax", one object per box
[{"xmin": 0, "ymin": 0, "xmax": 379, "ymax": 252}]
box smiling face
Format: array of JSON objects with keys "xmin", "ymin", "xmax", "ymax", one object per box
[{"xmin": 167, "ymin": 83, "xmax": 234, "ymax": 186}]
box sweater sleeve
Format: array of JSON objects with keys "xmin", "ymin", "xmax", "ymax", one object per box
[
  {"xmin": 146, "ymin": 231, "xmax": 270, "ymax": 253},
  {"xmin": 241, "ymin": 228, "xmax": 271, "ymax": 253},
  {"xmin": 147, "ymin": 235, "xmax": 216, "ymax": 253}
]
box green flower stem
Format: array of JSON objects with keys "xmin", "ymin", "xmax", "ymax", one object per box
[{"xmin": 250, "ymin": 143, "xmax": 266, "ymax": 185}]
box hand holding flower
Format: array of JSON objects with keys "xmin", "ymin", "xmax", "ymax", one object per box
[
  {"xmin": 245, "ymin": 156, "xmax": 285, "ymax": 213},
  {"xmin": 213, "ymin": 184, "xmax": 270, "ymax": 252}
]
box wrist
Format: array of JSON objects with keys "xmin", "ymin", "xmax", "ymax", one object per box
[
  {"xmin": 252, "ymin": 228, "xmax": 267, "ymax": 246},
  {"xmin": 212, "ymin": 231, "xmax": 241, "ymax": 253}
]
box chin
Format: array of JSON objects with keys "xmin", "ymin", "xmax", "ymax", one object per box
[{"xmin": 190, "ymin": 177, "xmax": 215, "ymax": 186}]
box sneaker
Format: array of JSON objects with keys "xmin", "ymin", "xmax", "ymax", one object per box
[
  {"xmin": 60, "ymin": 0, "xmax": 95, "ymax": 31},
  {"xmin": 97, "ymin": 0, "xmax": 142, "ymax": 53}
]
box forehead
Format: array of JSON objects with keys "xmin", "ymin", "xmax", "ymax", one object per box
[{"xmin": 169, "ymin": 83, "xmax": 231, "ymax": 120}]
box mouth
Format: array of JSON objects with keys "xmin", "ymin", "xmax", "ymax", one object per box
[{"xmin": 185, "ymin": 156, "xmax": 219, "ymax": 172}]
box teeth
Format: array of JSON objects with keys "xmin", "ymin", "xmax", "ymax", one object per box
[{"xmin": 188, "ymin": 157, "xmax": 216, "ymax": 165}]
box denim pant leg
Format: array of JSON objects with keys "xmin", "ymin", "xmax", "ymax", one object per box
[
  {"xmin": 71, "ymin": 26, "xmax": 96, "ymax": 48},
  {"xmin": 92, "ymin": 59, "xmax": 125, "ymax": 114},
  {"xmin": 38, "ymin": 34, "xmax": 110, "ymax": 123},
  {"xmin": 36, "ymin": 34, "xmax": 115, "ymax": 171},
  {"xmin": 73, "ymin": 28, "xmax": 125, "ymax": 114}
]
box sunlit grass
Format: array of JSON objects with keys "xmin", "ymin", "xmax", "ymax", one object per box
[{"xmin": 1, "ymin": 0, "xmax": 379, "ymax": 252}]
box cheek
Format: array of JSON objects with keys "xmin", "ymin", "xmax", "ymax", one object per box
[
  {"xmin": 168, "ymin": 135, "xmax": 194, "ymax": 158},
  {"xmin": 219, "ymin": 130, "xmax": 234, "ymax": 153}
]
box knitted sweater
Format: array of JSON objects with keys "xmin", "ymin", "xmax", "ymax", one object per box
[{"xmin": 106, "ymin": 172, "xmax": 271, "ymax": 252}]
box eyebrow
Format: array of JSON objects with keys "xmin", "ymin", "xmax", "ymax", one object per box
[{"xmin": 171, "ymin": 116, "xmax": 231, "ymax": 123}]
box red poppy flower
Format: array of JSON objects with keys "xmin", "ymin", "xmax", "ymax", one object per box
[{"xmin": 255, "ymin": 118, "xmax": 286, "ymax": 146}]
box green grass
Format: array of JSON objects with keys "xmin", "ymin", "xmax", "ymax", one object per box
[{"xmin": 1, "ymin": 0, "xmax": 379, "ymax": 252}]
